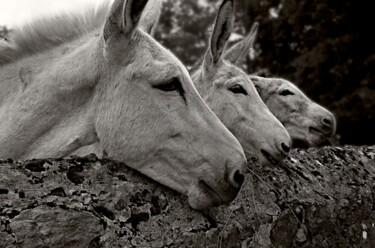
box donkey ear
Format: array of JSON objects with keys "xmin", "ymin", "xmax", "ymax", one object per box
[
  {"xmin": 224, "ymin": 22, "xmax": 258, "ymax": 65},
  {"xmin": 103, "ymin": 0, "xmax": 149, "ymax": 41},
  {"xmin": 139, "ymin": 0, "xmax": 162, "ymax": 35},
  {"xmin": 204, "ymin": 0, "xmax": 234, "ymax": 67},
  {"xmin": 248, "ymin": 75, "xmax": 261, "ymax": 83},
  {"xmin": 248, "ymin": 75, "xmax": 263, "ymax": 91}
]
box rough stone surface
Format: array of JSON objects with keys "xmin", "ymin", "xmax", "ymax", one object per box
[
  {"xmin": 0, "ymin": 146, "xmax": 374, "ymax": 248},
  {"xmin": 10, "ymin": 206, "xmax": 103, "ymax": 248}
]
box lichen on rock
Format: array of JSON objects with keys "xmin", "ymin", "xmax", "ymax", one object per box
[{"xmin": 0, "ymin": 146, "xmax": 374, "ymax": 247}]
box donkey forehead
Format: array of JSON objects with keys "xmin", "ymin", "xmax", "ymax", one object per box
[
  {"xmin": 280, "ymin": 79, "xmax": 312, "ymax": 101},
  {"xmin": 279, "ymin": 79, "xmax": 300, "ymax": 91},
  {"xmin": 260, "ymin": 78, "xmax": 303, "ymax": 96},
  {"xmin": 214, "ymin": 63, "xmax": 251, "ymax": 85}
]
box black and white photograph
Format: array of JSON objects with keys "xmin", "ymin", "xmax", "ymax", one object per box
[{"xmin": 0, "ymin": 0, "xmax": 374, "ymax": 247}]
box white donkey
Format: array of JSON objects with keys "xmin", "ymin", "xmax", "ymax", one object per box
[
  {"xmin": 190, "ymin": 0, "xmax": 292, "ymax": 166},
  {"xmin": 76, "ymin": 0, "xmax": 293, "ymax": 166},
  {"xmin": 0, "ymin": 0, "xmax": 247, "ymax": 210},
  {"xmin": 225, "ymin": 23, "xmax": 337, "ymax": 148}
]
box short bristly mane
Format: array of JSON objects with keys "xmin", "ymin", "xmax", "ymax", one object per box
[{"xmin": 0, "ymin": 3, "xmax": 111, "ymax": 65}]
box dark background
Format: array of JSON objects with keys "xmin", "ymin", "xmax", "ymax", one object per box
[{"xmin": 1, "ymin": 0, "xmax": 374, "ymax": 145}]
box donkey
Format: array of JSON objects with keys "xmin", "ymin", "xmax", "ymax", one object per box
[
  {"xmin": 224, "ymin": 24, "xmax": 336, "ymax": 148},
  {"xmin": 0, "ymin": 0, "xmax": 248, "ymax": 210},
  {"xmin": 190, "ymin": 0, "xmax": 292, "ymax": 166},
  {"xmin": 77, "ymin": 0, "xmax": 293, "ymax": 166}
]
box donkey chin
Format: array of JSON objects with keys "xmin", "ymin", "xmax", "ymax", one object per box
[
  {"xmin": 291, "ymin": 125, "xmax": 333, "ymax": 148},
  {"xmin": 188, "ymin": 179, "xmax": 240, "ymax": 210},
  {"xmin": 308, "ymin": 125, "xmax": 334, "ymax": 146}
]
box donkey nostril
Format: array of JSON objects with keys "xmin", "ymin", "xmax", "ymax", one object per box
[
  {"xmin": 322, "ymin": 117, "xmax": 332, "ymax": 127},
  {"xmin": 230, "ymin": 170, "xmax": 245, "ymax": 189},
  {"xmin": 281, "ymin": 143, "xmax": 290, "ymax": 153}
]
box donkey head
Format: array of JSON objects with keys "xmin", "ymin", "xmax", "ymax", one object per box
[
  {"xmin": 191, "ymin": 0, "xmax": 291, "ymax": 166},
  {"xmin": 224, "ymin": 23, "xmax": 336, "ymax": 147},
  {"xmin": 95, "ymin": 0, "xmax": 247, "ymax": 209},
  {"xmin": 251, "ymin": 76, "xmax": 336, "ymax": 147}
]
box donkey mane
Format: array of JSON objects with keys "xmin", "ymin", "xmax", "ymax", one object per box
[{"xmin": 0, "ymin": 3, "xmax": 111, "ymax": 65}]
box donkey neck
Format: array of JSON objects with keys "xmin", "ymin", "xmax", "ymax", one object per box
[{"xmin": 0, "ymin": 34, "xmax": 102, "ymax": 159}]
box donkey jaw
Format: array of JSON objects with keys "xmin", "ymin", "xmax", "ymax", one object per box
[
  {"xmin": 139, "ymin": 164, "xmax": 235, "ymax": 210},
  {"xmin": 188, "ymin": 181, "xmax": 223, "ymax": 210},
  {"xmin": 188, "ymin": 177, "xmax": 241, "ymax": 210},
  {"xmin": 309, "ymin": 126, "xmax": 329, "ymax": 145},
  {"xmin": 260, "ymin": 149, "xmax": 280, "ymax": 166}
]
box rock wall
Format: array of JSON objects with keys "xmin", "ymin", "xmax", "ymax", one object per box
[{"xmin": 1, "ymin": 146, "xmax": 374, "ymax": 248}]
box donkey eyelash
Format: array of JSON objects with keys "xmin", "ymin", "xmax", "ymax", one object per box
[
  {"xmin": 279, "ymin": 89, "xmax": 294, "ymax": 96},
  {"xmin": 153, "ymin": 78, "xmax": 186, "ymax": 102},
  {"xmin": 229, "ymin": 84, "xmax": 248, "ymax": 95},
  {"xmin": 153, "ymin": 78, "xmax": 181, "ymax": 92}
]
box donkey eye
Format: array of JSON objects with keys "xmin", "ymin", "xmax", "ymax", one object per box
[
  {"xmin": 229, "ymin": 84, "xmax": 247, "ymax": 95},
  {"xmin": 279, "ymin": 89, "xmax": 294, "ymax": 96},
  {"xmin": 153, "ymin": 77, "xmax": 186, "ymax": 101},
  {"xmin": 154, "ymin": 78, "xmax": 181, "ymax": 92}
]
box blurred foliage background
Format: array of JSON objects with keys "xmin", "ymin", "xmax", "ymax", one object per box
[
  {"xmin": 1, "ymin": 0, "xmax": 374, "ymax": 145},
  {"xmin": 154, "ymin": 0, "xmax": 374, "ymax": 146}
]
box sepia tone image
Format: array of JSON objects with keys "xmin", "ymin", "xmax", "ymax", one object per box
[{"xmin": 0, "ymin": 0, "xmax": 374, "ymax": 247}]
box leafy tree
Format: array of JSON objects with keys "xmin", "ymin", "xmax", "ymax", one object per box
[
  {"xmin": 240, "ymin": 0, "xmax": 375, "ymax": 145},
  {"xmin": 155, "ymin": 0, "xmax": 217, "ymax": 66}
]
